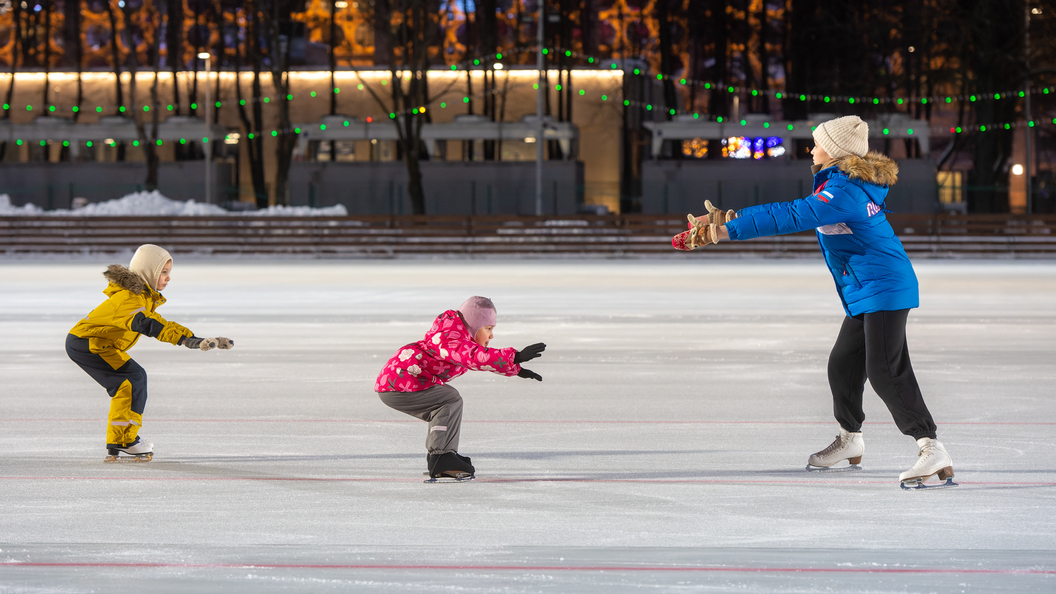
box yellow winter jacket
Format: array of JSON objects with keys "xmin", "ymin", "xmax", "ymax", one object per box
[{"xmin": 69, "ymin": 265, "xmax": 194, "ymax": 369}]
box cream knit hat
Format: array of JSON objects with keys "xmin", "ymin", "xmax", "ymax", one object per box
[
  {"xmin": 813, "ymin": 115, "xmax": 869, "ymax": 159},
  {"xmin": 129, "ymin": 244, "xmax": 172, "ymax": 291}
]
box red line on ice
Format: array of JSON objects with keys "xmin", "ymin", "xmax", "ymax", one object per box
[{"xmin": 2, "ymin": 561, "xmax": 1054, "ymax": 575}]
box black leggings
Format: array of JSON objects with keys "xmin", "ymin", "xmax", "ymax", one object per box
[{"xmin": 827, "ymin": 310, "xmax": 937, "ymax": 440}]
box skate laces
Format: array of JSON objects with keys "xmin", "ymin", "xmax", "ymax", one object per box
[{"xmin": 818, "ymin": 434, "xmax": 844, "ymax": 456}]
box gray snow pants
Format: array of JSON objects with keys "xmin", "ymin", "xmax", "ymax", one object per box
[{"xmin": 377, "ymin": 384, "xmax": 463, "ymax": 454}]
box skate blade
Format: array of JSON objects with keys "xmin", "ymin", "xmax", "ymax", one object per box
[
  {"xmin": 424, "ymin": 473, "xmax": 474, "ymax": 484},
  {"xmin": 900, "ymin": 477, "xmax": 958, "ymax": 490},
  {"xmin": 104, "ymin": 452, "xmax": 153, "ymax": 463},
  {"xmin": 805, "ymin": 463, "xmax": 861, "ymax": 473}
]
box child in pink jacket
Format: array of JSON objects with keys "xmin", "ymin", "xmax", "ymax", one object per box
[{"xmin": 375, "ymin": 296, "xmax": 545, "ymax": 480}]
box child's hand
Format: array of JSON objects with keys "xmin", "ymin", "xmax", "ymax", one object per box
[
  {"xmin": 216, "ymin": 337, "xmax": 234, "ymax": 349},
  {"xmin": 514, "ymin": 343, "xmax": 546, "ymax": 364},
  {"xmin": 517, "ymin": 368, "xmax": 542, "ymax": 381}
]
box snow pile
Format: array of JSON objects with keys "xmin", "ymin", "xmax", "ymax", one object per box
[
  {"xmin": 254, "ymin": 203, "xmax": 349, "ymax": 216},
  {"xmin": 0, "ymin": 191, "xmax": 348, "ymax": 216},
  {"xmin": 0, "ymin": 194, "xmax": 45, "ymax": 215},
  {"xmin": 72, "ymin": 191, "xmax": 230, "ymax": 216}
]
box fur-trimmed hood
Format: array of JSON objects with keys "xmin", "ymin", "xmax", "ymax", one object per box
[
  {"xmin": 830, "ymin": 151, "xmax": 899, "ymax": 186},
  {"xmin": 103, "ymin": 264, "xmax": 148, "ymax": 295}
]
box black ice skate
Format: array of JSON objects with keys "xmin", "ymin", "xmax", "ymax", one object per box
[
  {"xmin": 425, "ymin": 452, "xmax": 475, "ymax": 483},
  {"xmin": 104, "ymin": 436, "xmax": 153, "ymax": 462}
]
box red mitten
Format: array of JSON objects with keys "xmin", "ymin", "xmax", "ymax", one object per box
[
  {"xmin": 672, "ymin": 229, "xmax": 694, "ymax": 251},
  {"xmin": 671, "ymin": 214, "xmax": 720, "ymax": 250}
]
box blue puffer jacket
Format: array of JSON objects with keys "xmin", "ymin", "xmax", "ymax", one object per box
[{"xmin": 725, "ymin": 152, "xmax": 918, "ymax": 316}]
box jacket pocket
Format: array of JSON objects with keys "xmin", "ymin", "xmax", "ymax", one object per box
[{"xmin": 841, "ymin": 263, "xmax": 863, "ymax": 289}]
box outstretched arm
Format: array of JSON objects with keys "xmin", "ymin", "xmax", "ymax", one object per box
[
  {"xmin": 431, "ymin": 333, "xmax": 521, "ymax": 376},
  {"xmin": 725, "ymin": 190, "xmax": 857, "ymax": 241},
  {"xmin": 116, "ymin": 303, "xmax": 193, "ymax": 346}
]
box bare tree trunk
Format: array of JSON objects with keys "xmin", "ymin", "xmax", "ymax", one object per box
[
  {"xmin": 329, "ymin": 0, "xmax": 338, "ymax": 160},
  {"xmin": 264, "ymin": 0, "xmax": 299, "ymax": 206},
  {"xmin": 191, "ymin": 0, "xmax": 201, "ymax": 116},
  {"xmin": 477, "ymin": 0, "xmax": 496, "ymax": 159},
  {"xmin": 758, "ymin": 0, "xmax": 769, "ymax": 114},
  {"xmin": 496, "ymin": 72, "xmax": 509, "ymax": 160},
  {"xmin": 709, "ymin": 0, "xmax": 729, "ymax": 119},
  {"xmin": 741, "ymin": 0, "xmax": 753, "ymax": 111},
  {"xmin": 657, "ymin": 0, "xmax": 677, "ymax": 122},
  {"xmin": 462, "ymin": 0, "xmax": 474, "ymax": 160},
  {"xmin": 106, "ymin": 0, "xmax": 126, "ymax": 161},
  {"xmin": 235, "ymin": 0, "xmax": 268, "ymax": 208},
  {"xmin": 1, "ymin": 2, "xmax": 23, "ymax": 162},
  {"xmin": 122, "ymin": 3, "xmax": 161, "ymax": 191},
  {"xmin": 167, "ymin": 0, "xmax": 187, "ymax": 160},
  {"xmin": 580, "ymin": 0, "xmax": 595, "ymax": 58},
  {"xmin": 212, "ymin": 0, "xmax": 223, "ymax": 125},
  {"xmin": 782, "ymin": 0, "xmax": 811, "ymax": 120},
  {"xmin": 43, "ymin": 1, "xmax": 52, "ymax": 114}
]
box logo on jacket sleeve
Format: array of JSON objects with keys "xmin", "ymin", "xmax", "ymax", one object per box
[
  {"xmin": 866, "ymin": 202, "xmax": 882, "ymax": 217},
  {"xmin": 812, "ymin": 180, "xmax": 833, "ymax": 203}
]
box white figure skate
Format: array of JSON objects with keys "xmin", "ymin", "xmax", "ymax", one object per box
[
  {"xmin": 806, "ymin": 428, "xmax": 864, "ymax": 472},
  {"xmin": 104, "ymin": 436, "xmax": 153, "ymax": 462},
  {"xmin": 900, "ymin": 438, "xmax": 956, "ymax": 490}
]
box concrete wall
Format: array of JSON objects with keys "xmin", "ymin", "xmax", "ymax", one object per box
[
  {"xmin": 288, "ymin": 160, "xmax": 585, "ymax": 215},
  {"xmin": 0, "ymin": 162, "xmax": 233, "ymax": 209},
  {"xmin": 640, "ymin": 159, "xmax": 939, "ymax": 214}
]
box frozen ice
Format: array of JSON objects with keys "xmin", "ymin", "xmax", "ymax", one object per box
[{"xmin": 1, "ymin": 257, "xmax": 1054, "ymax": 592}]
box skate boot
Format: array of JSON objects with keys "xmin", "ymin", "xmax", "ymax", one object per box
[
  {"xmin": 899, "ymin": 438, "xmax": 957, "ymax": 490},
  {"xmin": 806, "ymin": 428, "xmax": 863, "ymax": 472},
  {"xmin": 104, "ymin": 436, "xmax": 153, "ymax": 462},
  {"xmin": 425, "ymin": 452, "xmax": 475, "ymax": 483}
]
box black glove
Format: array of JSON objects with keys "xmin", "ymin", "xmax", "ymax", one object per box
[
  {"xmin": 182, "ymin": 336, "xmax": 204, "ymax": 350},
  {"xmin": 517, "ymin": 368, "xmax": 542, "ymax": 381},
  {"xmin": 514, "ymin": 343, "xmax": 546, "ymax": 364}
]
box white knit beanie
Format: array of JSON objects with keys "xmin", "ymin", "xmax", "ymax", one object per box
[
  {"xmin": 129, "ymin": 244, "xmax": 172, "ymax": 291},
  {"xmin": 813, "ymin": 115, "xmax": 869, "ymax": 159}
]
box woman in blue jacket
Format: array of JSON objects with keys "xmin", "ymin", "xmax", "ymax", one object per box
[{"xmin": 674, "ymin": 115, "xmax": 954, "ymax": 488}]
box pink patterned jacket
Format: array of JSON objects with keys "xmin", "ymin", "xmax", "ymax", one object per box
[{"xmin": 375, "ymin": 310, "xmax": 522, "ymax": 393}]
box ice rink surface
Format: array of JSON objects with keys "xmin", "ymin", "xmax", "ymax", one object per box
[{"xmin": 1, "ymin": 256, "xmax": 1054, "ymax": 593}]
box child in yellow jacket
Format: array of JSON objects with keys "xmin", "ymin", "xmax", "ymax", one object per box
[{"xmin": 66, "ymin": 244, "xmax": 234, "ymax": 461}]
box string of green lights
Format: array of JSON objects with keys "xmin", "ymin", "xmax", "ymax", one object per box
[
  {"xmin": 6, "ymin": 107, "xmax": 1052, "ymax": 149},
  {"xmin": 2, "ymin": 45, "xmax": 1054, "ymax": 117}
]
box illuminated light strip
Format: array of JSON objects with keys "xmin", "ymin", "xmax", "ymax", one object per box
[{"xmin": 1, "ymin": 45, "xmax": 1043, "ymax": 109}]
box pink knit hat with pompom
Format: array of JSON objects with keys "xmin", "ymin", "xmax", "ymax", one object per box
[{"xmin": 458, "ymin": 296, "xmax": 497, "ymax": 336}]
